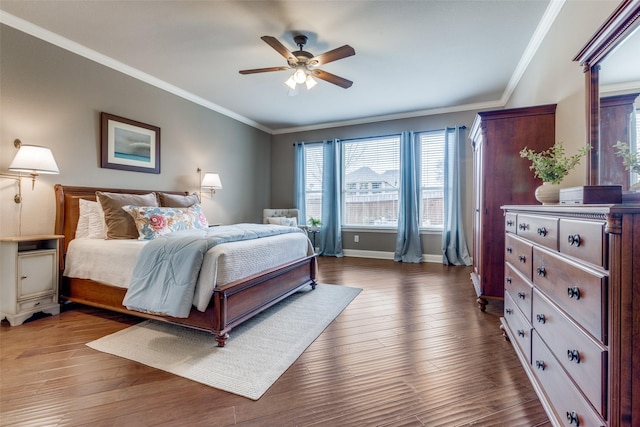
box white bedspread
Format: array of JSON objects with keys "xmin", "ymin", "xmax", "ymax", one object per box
[{"xmin": 64, "ymin": 232, "xmax": 312, "ymax": 311}]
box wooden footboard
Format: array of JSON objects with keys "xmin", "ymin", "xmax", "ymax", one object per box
[{"xmin": 55, "ymin": 184, "xmax": 317, "ymax": 347}]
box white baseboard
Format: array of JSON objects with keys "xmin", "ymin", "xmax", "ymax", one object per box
[{"xmin": 341, "ymin": 249, "xmax": 443, "ymax": 264}]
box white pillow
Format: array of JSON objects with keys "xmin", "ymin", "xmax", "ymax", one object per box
[
  {"xmin": 266, "ymin": 216, "xmax": 298, "ymax": 227},
  {"xmin": 75, "ymin": 200, "xmax": 90, "ymax": 238},
  {"xmin": 78, "ymin": 198, "xmax": 106, "ymax": 239}
]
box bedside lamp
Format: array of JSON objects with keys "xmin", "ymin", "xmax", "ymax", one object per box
[
  {"xmin": 1, "ymin": 139, "xmax": 60, "ymax": 203},
  {"xmin": 201, "ymin": 173, "xmax": 222, "ymax": 196}
]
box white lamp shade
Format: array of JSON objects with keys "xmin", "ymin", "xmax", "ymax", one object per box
[
  {"xmin": 9, "ymin": 145, "xmax": 59, "ymax": 174},
  {"xmin": 285, "ymin": 75, "xmax": 297, "ymax": 90},
  {"xmin": 201, "ymin": 173, "xmax": 222, "ymax": 189}
]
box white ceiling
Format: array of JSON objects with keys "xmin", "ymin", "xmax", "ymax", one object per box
[{"xmin": 0, "ymin": 1, "xmax": 562, "ymax": 134}]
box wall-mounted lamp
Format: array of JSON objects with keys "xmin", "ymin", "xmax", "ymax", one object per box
[
  {"xmin": 0, "ymin": 139, "xmax": 60, "ymax": 203},
  {"xmin": 197, "ymin": 167, "xmax": 222, "ymax": 197}
]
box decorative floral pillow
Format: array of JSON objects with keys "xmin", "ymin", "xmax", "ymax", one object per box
[{"xmin": 122, "ymin": 204, "xmax": 209, "ymax": 240}]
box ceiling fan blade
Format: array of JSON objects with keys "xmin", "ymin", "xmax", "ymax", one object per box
[
  {"xmin": 239, "ymin": 66, "xmax": 291, "ymax": 75},
  {"xmin": 311, "ymin": 69, "xmax": 353, "ymax": 89},
  {"xmin": 260, "ymin": 36, "xmax": 297, "ymax": 65},
  {"xmin": 309, "ymin": 45, "xmax": 355, "ymax": 66}
]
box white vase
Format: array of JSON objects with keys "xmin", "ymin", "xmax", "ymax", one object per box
[{"xmin": 535, "ymin": 182, "xmax": 560, "ymax": 205}]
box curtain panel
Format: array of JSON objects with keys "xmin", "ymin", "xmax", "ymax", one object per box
[
  {"xmin": 394, "ymin": 131, "xmax": 424, "ymax": 263},
  {"xmin": 442, "ymin": 127, "xmax": 472, "ymax": 266},
  {"xmin": 319, "ymin": 139, "xmax": 343, "ymax": 257}
]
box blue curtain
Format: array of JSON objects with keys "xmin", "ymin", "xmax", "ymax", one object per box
[
  {"xmin": 293, "ymin": 142, "xmax": 307, "ymax": 226},
  {"xmin": 442, "ymin": 127, "xmax": 472, "ymax": 266},
  {"xmin": 319, "ymin": 139, "xmax": 343, "ymax": 257},
  {"xmin": 394, "ymin": 131, "xmax": 423, "ymax": 263}
]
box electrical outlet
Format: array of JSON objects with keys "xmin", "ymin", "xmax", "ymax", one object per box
[{"xmin": 354, "ymin": 235, "xmax": 359, "ymax": 243}]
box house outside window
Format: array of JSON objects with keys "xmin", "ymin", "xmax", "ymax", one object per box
[
  {"xmin": 419, "ymin": 130, "xmax": 445, "ymax": 227},
  {"xmin": 342, "ymin": 136, "xmax": 400, "ymax": 227}
]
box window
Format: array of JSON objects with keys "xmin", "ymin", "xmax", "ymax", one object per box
[
  {"xmin": 342, "ymin": 136, "xmax": 400, "ymax": 227},
  {"xmin": 299, "ymin": 130, "xmax": 446, "ymax": 230},
  {"xmin": 303, "ymin": 143, "xmax": 323, "ymax": 222},
  {"xmin": 419, "ymin": 130, "xmax": 445, "ymax": 227}
]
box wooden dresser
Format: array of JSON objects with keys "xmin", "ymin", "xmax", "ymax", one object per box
[
  {"xmin": 501, "ymin": 204, "xmax": 639, "ymax": 426},
  {"xmin": 470, "ymin": 104, "xmax": 556, "ymax": 311}
]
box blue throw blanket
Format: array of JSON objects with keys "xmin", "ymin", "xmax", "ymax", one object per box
[{"xmin": 123, "ymin": 223, "xmax": 303, "ymax": 317}]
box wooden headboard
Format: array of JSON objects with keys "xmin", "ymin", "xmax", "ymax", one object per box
[{"xmin": 54, "ymin": 185, "xmax": 187, "ymax": 269}]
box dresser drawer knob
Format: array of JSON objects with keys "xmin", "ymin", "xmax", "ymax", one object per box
[
  {"xmin": 20, "ymin": 275, "xmax": 28, "ymax": 280},
  {"xmin": 567, "ymin": 286, "xmax": 581, "ymax": 300},
  {"xmin": 517, "ymin": 329, "xmax": 525, "ymax": 337},
  {"xmin": 506, "ymin": 246, "xmax": 513, "ymax": 254},
  {"xmin": 506, "ymin": 277, "xmax": 512, "ymax": 284},
  {"xmin": 566, "ymin": 410, "xmax": 580, "ymax": 426},
  {"xmin": 518, "ymin": 223, "xmax": 528, "ymax": 231},
  {"xmin": 506, "ymin": 220, "xmax": 514, "ymax": 226},
  {"xmin": 536, "ymin": 266, "xmax": 546, "ymax": 276},
  {"xmin": 517, "ymin": 292, "xmax": 526, "ymax": 300},
  {"xmin": 537, "ymin": 227, "xmax": 547, "ymax": 236},
  {"xmin": 536, "ymin": 314, "xmax": 546, "ymax": 324},
  {"xmin": 567, "ymin": 349, "xmax": 580, "ymax": 363},
  {"xmin": 506, "ymin": 308, "xmax": 513, "ymax": 315},
  {"xmin": 535, "ymin": 360, "xmax": 545, "ymax": 370},
  {"xmin": 568, "ymin": 234, "xmax": 581, "ymax": 247},
  {"xmin": 518, "ymin": 255, "xmax": 526, "ymax": 263}
]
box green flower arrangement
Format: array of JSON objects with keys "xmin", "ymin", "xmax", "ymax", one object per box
[
  {"xmin": 519, "ymin": 141, "xmax": 591, "ymax": 185},
  {"xmin": 308, "ymin": 217, "xmax": 322, "ymax": 228},
  {"xmin": 613, "ymin": 141, "xmax": 640, "ymax": 174}
]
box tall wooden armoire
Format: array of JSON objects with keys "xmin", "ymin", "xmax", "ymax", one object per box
[{"xmin": 469, "ymin": 104, "xmax": 556, "ymax": 311}]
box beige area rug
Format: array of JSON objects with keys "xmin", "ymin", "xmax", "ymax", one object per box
[{"xmin": 86, "ymin": 283, "xmax": 361, "ymax": 400}]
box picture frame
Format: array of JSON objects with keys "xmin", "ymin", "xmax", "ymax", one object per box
[{"xmin": 101, "ymin": 112, "xmax": 161, "ymax": 174}]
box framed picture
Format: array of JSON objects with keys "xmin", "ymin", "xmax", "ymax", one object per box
[{"xmin": 101, "ymin": 112, "xmax": 161, "ymax": 174}]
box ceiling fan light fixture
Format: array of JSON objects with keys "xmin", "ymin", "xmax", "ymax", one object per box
[
  {"xmin": 293, "ymin": 68, "xmax": 307, "ymax": 84},
  {"xmin": 285, "ymin": 75, "xmax": 297, "ymax": 90},
  {"xmin": 305, "ymin": 75, "xmax": 317, "ymax": 90}
]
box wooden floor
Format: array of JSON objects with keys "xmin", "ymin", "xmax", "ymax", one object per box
[{"xmin": 1, "ymin": 257, "xmax": 550, "ymax": 427}]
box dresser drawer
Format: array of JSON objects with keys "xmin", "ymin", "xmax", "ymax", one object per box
[
  {"xmin": 505, "ymin": 262, "xmax": 533, "ymax": 322},
  {"xmin": 559, "ymin": 219, "xmax": 607, "ymax": 268},
  {"xmin": 532, "ymin": 331, "xmax": 606, "ymax": 427},
  {"xmin": 505, "ymin": 233, "xmax": 533, "ymax": 280},
  {"xmin": 532, "ymin": 289, "xmax": 607, "ymax": 417},
  {"xmin": 505, "ymin": 212, "xmax": 517, "ymax": 234},
  {"xmin": 517, "ymin": 214, "xmax": 559, "ymax": 251},
  {"xmin": 533, "ymin": 246, "xmax": 607, "ymax": 342},
  {"xmin": 504, "ymin": 292, "xmax": 532, "ymax": 363}
]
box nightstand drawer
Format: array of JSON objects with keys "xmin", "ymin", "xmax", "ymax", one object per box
[
  {"xmin": 517, "ymin": 214, "xmax": 559, "ymax": 251},
  {"xmin": 504, "ymin": 292, "xmax": 532, "ymax": 363},
  {"xmin": 505, "ymin": 262, "xmax": 533, "ymax": 322},
  {"xmin": 532, "ymin": 246, "xmax": 607, "ymax": 342},
  {"xmin": 18, "ymin": 294, "xmax": 57, "ymax": 312},
  {"xmin": 533, "ymin": 289, "xmax": 607, "ymax": 417},
  {"xmin": 505, "ymin": 233, "xmax": 533, "ymax": 279},
  {"xmin": 532, "ymin": 331, "xmax": 605, "ymax": 427}
]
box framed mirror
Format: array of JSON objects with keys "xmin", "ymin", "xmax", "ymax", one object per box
[{"xmin": 574, "ymin": 0, "xmax": 640, "ymax": 195}]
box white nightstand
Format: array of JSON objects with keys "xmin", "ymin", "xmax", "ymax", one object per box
[{"xmin": 0, "ymin": 235, "xmax": 63, "ymax": 326}]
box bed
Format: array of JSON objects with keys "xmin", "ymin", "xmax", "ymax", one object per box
[{"xmin": 54, "ymin": 185, "xmax": 317, "ymax": 347}]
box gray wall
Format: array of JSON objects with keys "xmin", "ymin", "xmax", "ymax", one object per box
[{"xmin": 0, "ymin": 24, "xmax": 271, "ymax": 237}]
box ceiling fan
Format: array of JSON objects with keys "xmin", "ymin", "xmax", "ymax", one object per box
[{"xmin": 239, "ymin": 35, "xmax": 355, "ymax": 90}]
